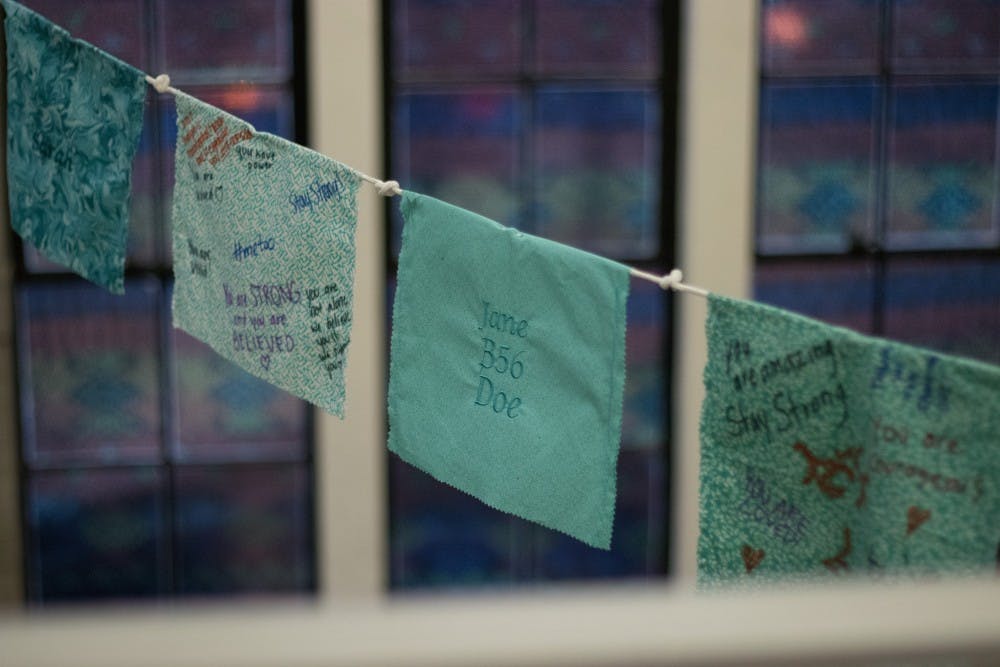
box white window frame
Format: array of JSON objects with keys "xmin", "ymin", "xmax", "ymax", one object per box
[{"xmin": 5, "ymin": 3, "xmax": 1000, "ymax": 665}]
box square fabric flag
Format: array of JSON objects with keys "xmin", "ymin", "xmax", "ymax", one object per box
[
  {"xmin": 171, "ymin": 93, "xmax": 360, "ymax": 417},
  {"xmin": 388, "ymin": 192, "xmax": 630, "ymax": 549},
  {"xmin": 699, "ymin": 294, "xmax": 1000, "ymax": 584},
  {"xmin": 4, "ymin": 0, "xmax": 145, "ymax": 293}
]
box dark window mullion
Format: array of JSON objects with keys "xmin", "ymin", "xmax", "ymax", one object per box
[
  {"xmin": 159, "ymin": 284, "xmax": 178, "ymax": 595},
  {"xmin": 144, "ymin": 0, "xmax": 174, "ymax": 598},
  {"xmin": 871, "ymin": 0, "xmax": 896, "ymax": 337},
  {"xmin": 659, "ymin": 0, "xmax": 680, "ymax": 577}
]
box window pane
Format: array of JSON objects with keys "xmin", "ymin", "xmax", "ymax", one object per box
[
  {"xmin": 392, "ymin": 89, "xmax": 521, "ymax": 254},
  {"xmin": 389, "ymin": 457, "xmax": 521, "ymax": 588},
  {"xmin": 14, "ymin": 0, "xmax": 312, "ymax": 605},
  {"xmin": 158, "ymin": 86, "xmax": 295, "ymax": 151},
  {"xmin": 892, "ymin": 0, "xmax": 1000, "ymax": 72},
  {"xmin": 28, "ymin": 467, "xmax": 164, "ymax": 601},
  {"xmin": 18, "ymin": 280, "xmax": 162, "ymax": 466},
  {"xmin": 754, "ymin": 258, "xmax": 876, "ymax": 332},
  {"xmin": 27, "ymin": 0, "xmax": 148, "ymax": 69},
  {"xmin": 533, "ymin": 0, "xmax": 660, "ymax": 77},
  {"xmin": 20, "ymin": 244, "xmax": 61, "ymax": 275},
  {"xmin": 534, "ymin": 87, "xmax": 659, "ymax": 257},
  {"xmin": 175, "ymin": 464, "xmax": 312, "ymax": 594},
  {"xmin": 197, "ymin": 86, "xmax": 297, "ymax": 139},
  {"xmin": 762, "ymin": 0, "xmax": 881, "ymax": 75},
  {"xmin": 530, "ymin": 449, "xmax": 663, "ymax": 580},
  {"xmin": 622, "ymin": 281, "xmax": 665, "ymax": 450},
  {"xmin": 758, "ymin": 83, "xmax": 878, "ymax": 253},
  {"xmin": 884, "ymin": 257, "xmax": 1000, "ymax": 365},
  {"xmin": 886, "ymin": 82, "xmax": 999, "ymax": 249},
  {"xmin": 172, "ymin": 329, "xmax": 307, "ymax": 463},
  {"xmin": 157, "ymin": 0, "xmax": 292, "ymax": 84},
  {"xmin": 388, "ymin": 0, "xmax": 671, "ymax": 590},
  {"xmin": 394, "ymin": 0, "xmax": 522, "ymax": 80}
]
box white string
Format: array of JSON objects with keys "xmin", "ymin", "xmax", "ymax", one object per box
[
  {"xmin": 357, "ymin": 173, "xmax": 403, "ymax": 197},
  {"xmin": 145, "ymin": 71, "xmax": 401, "ymax": 198},
  {"xmin": 144, "ymin": 70, "xmax": 706, "ymax": 294},
  {"xmin": 144, "ymin": 73, "xmax": 178, "ymax": 95},
  {"xmin": 628, "ymin": 267, "xmax": 709, "ymax": 297}
]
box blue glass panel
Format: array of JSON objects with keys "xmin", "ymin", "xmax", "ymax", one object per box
[
  {"xmin": 892, "ymin": 0, "xmax": 1000, "ymax": 72},
  {"xmin": 19, "ymin": 280, "xmax": 162, "ymax": 466},
  {"xmin": 172, "ymin": 328, "xmax": 305, "ymax": 462},
  {"xmin": 534, "ymin": 88, "xmax": 659, "ymax": 256},
  {"xmin": 158, "ymin": 86, "xmax": 295, "ymax": 148},
  {"xmin": 758, "ymin": 83, "xmax": 878, "ymax": 253},
  {"xmin": 172, "ymin": 328, "xmax": 307, "ymax": 463},
  {"xmin": 20, "ymin": 243, "xmax": 61, "ymax": 274},
  {"xmin": 158, "ymin": 0, "xmax": 291, "ymax": 84},
  {"xmin": 531, "ymin": 450, "xmax": 663, "ymax": 580},
  {"xmin": 389, "ymin": 457, "xmax": 521, "ymax": 588},
  {"xmin": 754, "ymin": 259, "xmax": 876, "ymax": 333},
  {"xmin": 887, "ymin": 83, "xmax": 999, "ymax": 249},
  {"xmin": 885, "ymin": 258, "xmax": 1000, "ymax": 366},
  {"xmin": 392, "ymin": 89, "xmax": 521, "ymax": 254},
  {"xmin": 534, "ymin": 0, "xmax": 659, "ymax": 77},
  {"xmin": 29, "ymin": 467, "xmax": 163, "ymax": 601},
  {"xmin": 762, "ymin": 0, "xmax": 881, "ymax": 75},
  {"xmin": 394, "ymin": 0, "xmax": 521, "ymax": 80},
  {"xmin": 175, "ymin": 464, "xmax": 311, "ymax": 594},
  {"xmin": 622, "ymin": 280, "xmax": 665, "ymax": 449},
  {"xmin": 26, "ymin": 0, "xmax": 148, "ymax": 69}
]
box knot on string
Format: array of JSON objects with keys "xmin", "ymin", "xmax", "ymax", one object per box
[
  {"xmin": 149, "ymin": 73, "xmax": 172, "ymax": 93},
  {"xmin": 658, "ymin": 268, "xmax": 684, "ymax": 291},
  {"xmin": 376, "ymin": 180, "xmax": 401, "ymax": 197}
]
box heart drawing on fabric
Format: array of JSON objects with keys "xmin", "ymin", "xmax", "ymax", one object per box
[
  {"xmin": 741, "ymin": 544, "xmax": 765, "ymax": 574},
  {"xmin": 260, "ymin": 355, "xmax": 271, "ymax": 371},
  {"xmin": 906, "ymin": 506, "xmax": 931, "ymax": 536}
]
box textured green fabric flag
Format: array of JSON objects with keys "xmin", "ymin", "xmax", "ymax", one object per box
[
  {"xmin": 699, "ymin": 294, "xmax": 1000, "ymax": 584},
  {"xmin": 4, "ymin": 0, "xmax": 145, "ymax": 293},
  {"xmin": 172, "ymin": 93, "xmax": 360, "ymax": 417},
  {"xmin": 388, "ymin": 192, "xmax": 630, "ymax": 549}
]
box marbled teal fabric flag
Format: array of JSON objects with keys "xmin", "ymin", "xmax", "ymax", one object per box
[
  {"xmin": 171, "ymin": 93, "xmax": 360, "ymax": 417},
  {"xmin": 699, "ymin": 295, "xmax": 1000, "ymax": 584},
  {"xmin": 4, "ymin": 0, "xmax": 145, "ymax": 293},
  {"xmin": 388, "ymin": 192, "xmax": 630, "ymax": 549}
]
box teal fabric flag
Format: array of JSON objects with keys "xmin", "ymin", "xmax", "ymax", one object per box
[
  {"xmin": 4, "ymin": 0, "xmax": 145, "ymax": 293},
  {"xmin": 699, "ymin": 295, "xmax": 1000, "ymax": 584},
  {"xmin": 388, "ymin": 192, "xmax": 630, "ymax": 549},
  {"xmin": 171, "ymin": 93, "xmax": 360, "ymax": 417}
]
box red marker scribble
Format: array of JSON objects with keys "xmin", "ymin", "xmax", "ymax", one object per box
[
  {"xmin": 822, "ymin": 527, "xmax": 852, "ymax": 574},
  {"xmin": 906, "ymin": 506, "xmax": 931, "ymax": 536},
  {"xmin": 179, "ymin": 113, "xmax": 254, "ymax": 167},
  {"xmin": 793, "ymin": 442, "xmax": 859, "ymax": 500},
  {"xmin": 741, "ymin": 544, "xmax": 765, "ymax": 574},
  {"xmin": 854, "ymin": 471, "xmax": 870, "ymax": 509},
  {"xmin": 837, "ymin": 447, "xmax": 869, "ymax": 509}
]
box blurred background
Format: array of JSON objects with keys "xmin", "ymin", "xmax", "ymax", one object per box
[{"xmin": 1, "ymin": 0, "xmax": 999, "ymax": 665}]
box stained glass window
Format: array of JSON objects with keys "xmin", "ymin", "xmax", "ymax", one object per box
[
  {"xmin": 387, "ymin": 0, "xmax": 676, "ymax": 588},
  {"xmin": 13, "ymin": 0, "xmax": 313, "ymax": 602},
  {"xmin": 755, "ymin": 0, "xmax": 1000, "ymax": 367}
]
